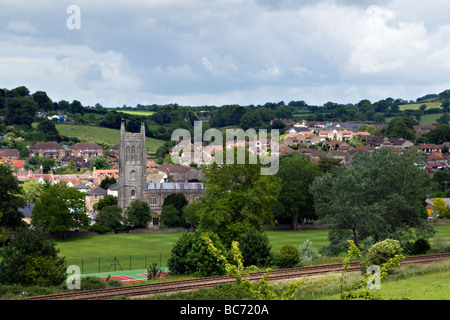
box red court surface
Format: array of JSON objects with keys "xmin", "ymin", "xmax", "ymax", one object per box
[{"xmin": 99, "ymin": 275, "xmax": 143, "ymax": 284}]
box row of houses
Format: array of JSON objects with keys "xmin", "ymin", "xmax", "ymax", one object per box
[{"xmin": 27, "ymin": 141, "xmax": 106, "ymax": 159}]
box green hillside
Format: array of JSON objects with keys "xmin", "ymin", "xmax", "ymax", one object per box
[{"xmin": 55, "ymin": 124, "xmax": 165, "ymax": 154}]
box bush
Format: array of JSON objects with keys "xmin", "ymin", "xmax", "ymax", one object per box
[
  {"xmin": 411, "ymin": 238, "xmax": 430, "ymax": 255},
  {"xmin": 274, "ymin": 244, "xmax": 301, "ymax": 268},
  {"xmin": 239, "ymin": 231, "xmax": 273, "ymax": 267},
  {"xmin": 80, "ymin": 276, "xmax": 122, "ymax": 290},
  {"xmin": 168, "ymin": 231, "xmax": 226, "ymax": 277},
  {"xmin": 167, "ymin": 232, "xmax": 195, "ymax": 275},
  {"xmin": 185, "ymin": 232, "xmax": 226, "ymax": 277},
  {"xmin": 360, "ymin": 239, "xmax": 403, "ymax": 273}
]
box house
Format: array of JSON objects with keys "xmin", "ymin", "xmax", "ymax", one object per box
[
  {"xmin": 319, "ymin": 131, "xmax": 334, "ymax": 141},
  {"xmin": 348, "ymin": 146, "xmax": 374, "ymax": 156},
  {"xmin": 303, "ymin": 132, "xmax": 320, "ymax": 145},
  {"xmin": 68, "ymin": 142, "xmax": 104, "ymax": 159},
  {"xmin": 417, "ymin": 144, "xmax": 443, "ymax": 154},
  {"xmin": 28, "ymin": 142, "xmax": 65, "ymax": 159},
  {"xmin": 85, "ymin": 187, "xmax": 108, "ymax": 212},
  {"xmin": 388, "ymin": 138, "xmax": 414, "ymax": 150},
  {"xmin": 327, "ymin": 150, "xmax": 351, "ymax": 164},
  {"xmin": 425, "ymin": 152, "xmax": 448, "ymax": 171},
  {"xmin": 323, "ymin": 140, "xmax": 351, "ymax": 150},
  {"xmin": 414, "ymin": 125, "xmax": 435, "ymax": 137},
  {"xmin": 338, "ymin": 131, "xmax": 354, "ymax": 141},
  {"xmin": 354, "ymin": 132, "xmax": 371, "ymax": 139},
  {"xmin": 92, "ymin": 167, "xmax": 119, "ymax": 181},
  {"xmin": 283, "ymin": 134, "xmax": 306, "ymax": 146},
  {"xmin": 0, "ymin": 148, "xmax": 20, "ymax": 163},
  {"xmin": 157, "ymin": 163, "xmax": 202, "ymax": 182}
]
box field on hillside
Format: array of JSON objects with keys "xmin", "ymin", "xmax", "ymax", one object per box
[
  {"xmin": 115, "ymin": 109, "xmax": 155, "ymax": 116},
  {"xmin": 399, "ymin": 101, "xmax": 442, "ymax": 111},
  {"xmin": 385, "ymin": 113, "xmax": 443, "ymax": 125},
  {"xmin": 55, "ymin": 124, "xmax": 165, "ymax": 154}
]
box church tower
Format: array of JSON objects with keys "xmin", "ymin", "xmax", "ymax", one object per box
[{"xmin": 118, "ymin": 121, "xmax": 147, "ymax": 211}]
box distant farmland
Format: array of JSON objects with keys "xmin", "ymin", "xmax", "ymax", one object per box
[
  {"xmin": 399, "ymin": 101, "xmax": 442, "ymax": 111},
  {"xmin": 55, "ymin": 124, "xmax": 165, "ymax": 154},
  {"xmin": 115, "ymin": 109, "xmax": 155, "ymax": 116}
]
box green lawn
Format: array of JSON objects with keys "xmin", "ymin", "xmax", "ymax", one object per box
[
  {"xmin": 55, "ymin": 229, "xmax": 330, "ymax": 273},
  {"xmin": 54, "ymin": 226, "xmax": 450, "ymax": 273},
  {"xmin": 55, "ymin": 124, "xmax": 165, "ymax": 154}
]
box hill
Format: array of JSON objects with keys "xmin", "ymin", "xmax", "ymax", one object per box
[{"xmin": 55, "ymin": 123, "xmax": 165, "ymax": 154}]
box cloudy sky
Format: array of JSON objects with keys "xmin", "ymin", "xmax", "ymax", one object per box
[{"xmin": 1, "ymin": 0, "xmax": 450, "ymax": 108}]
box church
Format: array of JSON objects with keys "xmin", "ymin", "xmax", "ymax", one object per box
[{"xmin": 117, "ymin": 121, "xmax": 204, "ymax": 226}]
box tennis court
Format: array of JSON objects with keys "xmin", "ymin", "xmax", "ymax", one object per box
[{"xmin": 83, "ymin": 268, "xmax": 169, "ymax": 284}]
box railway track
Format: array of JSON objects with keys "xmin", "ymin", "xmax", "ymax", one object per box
[{"xmin": 28, "ymin": 253, "xmax": 450, "ymax": 301}]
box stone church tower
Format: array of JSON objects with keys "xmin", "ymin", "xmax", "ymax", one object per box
[{"xmin": 117, "ymin": 121, "xmax": 147, "ymax": 211}]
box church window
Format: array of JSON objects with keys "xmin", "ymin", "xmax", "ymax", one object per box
[{"xmin": 149, "ymin": 196, "xmax": 157, "ymax": 205}]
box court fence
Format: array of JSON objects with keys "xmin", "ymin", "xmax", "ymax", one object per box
[{"xmin": 64, "ymin": 253, "xmax": 166, "ymax": 274}]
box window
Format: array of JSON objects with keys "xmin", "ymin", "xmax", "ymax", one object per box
[
  {"xmin": 131, "ymin": 190, "xmax": 135, "ymax": 198},
  {"xmin": 149, "ymin": 196, "xmax": 157, "ymax": 205},
  {"xmin": 152, "ymin": 217, "xmax": 159, "ymax": 226}
]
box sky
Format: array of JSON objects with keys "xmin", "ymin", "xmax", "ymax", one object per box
[{"xmin": 1, "ymin": 0, "xmax": 450, "ymax": 108}]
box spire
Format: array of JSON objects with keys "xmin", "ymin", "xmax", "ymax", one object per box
[{"xmin": 120, "ymin": 119, "xmax": 125, "ymax": 135}]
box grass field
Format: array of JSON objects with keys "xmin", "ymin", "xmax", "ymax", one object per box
[
  {"xmin": 55, "ymin": 226, "xmax": 450, "ymax": 273},
  {"xmin": 55, "ymin": 123, "xmax": 165, "ymax": 154}
]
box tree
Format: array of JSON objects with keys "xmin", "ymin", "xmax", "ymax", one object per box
[
  {"xmin": 0, "ymin": 226, "xmax": 66, "ymax": 286},
  {"xmin": 125, "ymin": 199, "xmax": 152, "ymax": 229},
  {"xmin": 239, "ymin": 231, "xmax": 273, "ymax": 267},
  {"xmin": 93, "ymin": 205, "xmax": 124, "ymax": 232},
  {"xmin": 274, "ymin": 154, "xmax": 322, "ymax": 229},
  {"xmin": 274, "ymin": 244, "xmax": 301, "ymax": 268},
  {"xmin": 196, "ymin": 149, "xmax": 282, "ymax": 246},
  {"xmin": 0, "ymin": 164, "xmax": 26, "ymax": 230},
  {"xmin": 90, "ymin": 157, "xmax": 111, "ymax": 170},
  {"xmin": 21, "ymin": 180, "xmax": 44, "ymax": 204},
  {"xmin": 385, "ymin": 117, "xmax": 416, "ymax": 141},
  {"xmin": 32, "ymin": 91, "xmax": 53, "ymax": 111},
  {"xmin": 31, "ymin": 182, "xmax": 91, "ymax": 237},
  {"xmin": 167, "ymin": 231, "xmax": 226, "ymax": 276},
  {"xmin": 310, "ymin": 148, "xmax": 433, "ymax": 252},
  {"xmin": 167, "ymin": 232, "xmax": 196, "ymax": 275},
  {"xmin": 4, "ymin": 97, "xmax": 38, "ymax": 128},
  {"xmin": 100, "ymin": 176, "xmax": 117, "ymax": 189},
  {"xmin": 160, "ymin": 204, "xmax": 187, "ymax": 228},
  {"xmin": 93, "ymin": 194, "xmax": 118, "ymax": 211},
  {"xmin": 422, "ymin": 124, "xmax": 450, "ymax": 144},
  {"xmin": 37, "ymin": 118, "xmax": 59, "ymax": 141},
  {"xmin": 431, "ymin": 198, "xmax": 449, "ymax": 218}
]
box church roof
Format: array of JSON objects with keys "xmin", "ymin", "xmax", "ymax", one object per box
[{"xmin": 147, "ymin": 182, "xmax": 204, "ymax": 190}]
